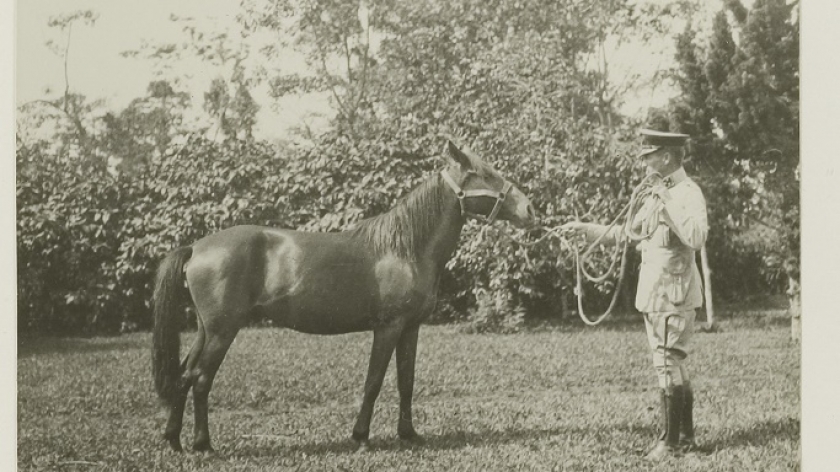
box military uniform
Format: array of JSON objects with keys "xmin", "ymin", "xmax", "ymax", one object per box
[
  {"xmin": 633, "ymin": 131, "xmax": 709, "ymax": 460},
  {"xmin": 562, "ymin": 129, "xmax": 708, "ymax": 460},
  {"xmin": 632, "ymin": 166, "xmax": 707, "ymax": 389}
]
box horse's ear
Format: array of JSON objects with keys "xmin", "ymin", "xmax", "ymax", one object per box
[{"xmin": 447, "ymin": 140, "xmax": 473, "ymax": 170}]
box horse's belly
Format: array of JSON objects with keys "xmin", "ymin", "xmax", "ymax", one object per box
[
  {"xmin": 262, "ymin": 279, "xmax": 378, "ymax": 334},
  {"xmin": 260, "ymin": 280, "xmax": 435, "ymax": 334},
  {"xmin": 256, "ymin": 242, "xmax": 437, "ymax": 333}
]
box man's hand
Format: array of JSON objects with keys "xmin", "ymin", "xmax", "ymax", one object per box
[
  {"xmin": 651, "ymin": 184, "xmax": 672, "ymax": 203},
  {"xmin": 559, "ymin": 221, "xmax": 610, "ymax": 245},
  {"xmin": 560, "ymin": 221, "xmax": 590, "ymax": 235}
]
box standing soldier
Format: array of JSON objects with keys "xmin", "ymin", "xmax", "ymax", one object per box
[{"xmin": 562, "ymin": 128, "xmax": 708, "ymax": 461}]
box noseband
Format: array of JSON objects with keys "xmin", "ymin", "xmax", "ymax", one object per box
[{"xmin": 441, "ymin": 169, "xmax": 513, "ymax": 224}]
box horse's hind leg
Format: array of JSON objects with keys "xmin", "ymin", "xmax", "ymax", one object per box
[
  {"xmin": 163, "ymin": 366, "xmax": 192, "ymax": 452},
  {"xmin": 164, "ymin": 320, "xmax": 206, "ymax": 451},
  {"xmin": 352, "ymin": 323, "xmax": 403, "ymax": 449},
  {"xmin": 191, "ymin": 326, "xmax": 239, "ymax": 452}
]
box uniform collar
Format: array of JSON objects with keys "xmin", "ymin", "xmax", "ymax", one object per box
[{"xmin": 661, "ymin": 167, "xmax": 687, "ymax": 188}]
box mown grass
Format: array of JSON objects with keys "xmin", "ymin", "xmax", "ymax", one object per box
[{"xmin": 18, "ymin": 318, "xmax": 800, "ymax": 471}]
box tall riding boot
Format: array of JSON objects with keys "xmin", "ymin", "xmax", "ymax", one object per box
[
  {"xmin": 645, "ymin": 386, "xmax": 684, "ymax": 461},
  {"xmin": 679, "ymin": 383, "xmax": 696, "ymax": 451}
]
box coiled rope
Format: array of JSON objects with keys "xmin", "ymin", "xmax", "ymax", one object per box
[{"xmin": 498, "ymin": 172, "xmax": 663, "ymax": 326}]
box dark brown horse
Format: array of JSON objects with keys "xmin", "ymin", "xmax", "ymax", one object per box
[{"xmin": 152, "ymin": 140, "xmax": 536, "ymax": 452}]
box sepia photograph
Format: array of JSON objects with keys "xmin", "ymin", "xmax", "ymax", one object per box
[{"xmin": 9, "ymin": 0, "xmax": 835, "ymax": 470}]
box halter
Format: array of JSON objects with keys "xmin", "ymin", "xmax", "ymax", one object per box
[{"xmin": 441, "ymin": 169, "xmax": 513, "ymax": 224}]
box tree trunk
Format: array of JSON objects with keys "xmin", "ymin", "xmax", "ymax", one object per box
[
  {"xmin": 560, "ymin": 289, "xmax": 570, "ymax": 320},
  {"xmin": 788, "ymin": 275, "xmax": 801, "ymax": 343},
  {"xmin": 700, "ymin": 246, "xmax": 715, "ymax": 330}
]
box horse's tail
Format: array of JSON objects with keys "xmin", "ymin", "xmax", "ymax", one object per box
[{"xmin": 152, "ymin": 246, "xmax": 193, "ymax": 407}]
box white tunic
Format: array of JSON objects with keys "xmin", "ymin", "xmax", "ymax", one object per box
[{"xmin": 630, "ymin": 168, "xmax": 708, "ymax": 313}]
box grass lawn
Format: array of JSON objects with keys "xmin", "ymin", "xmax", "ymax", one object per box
[{"xmin": 18, "ymin": 317, "xmax": 800, "ymax": 471}]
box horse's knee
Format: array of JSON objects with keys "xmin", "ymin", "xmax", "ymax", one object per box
[
  {"xmin": 176, "ymin": 369, "xmax": 195, "ymax": 391},
  {"xmin": 192, "ymin": 374, "xmax": 214, "ymax": 398}
]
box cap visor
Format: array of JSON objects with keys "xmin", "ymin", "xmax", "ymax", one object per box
[{"xmin": 637, "ymin": 147, "xmax": 661, "ymax": 158}]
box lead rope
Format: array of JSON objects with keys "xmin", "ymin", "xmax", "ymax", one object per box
[{"xmin": 498, "ymin": 172, "xmax": 663, "ymax": 326}]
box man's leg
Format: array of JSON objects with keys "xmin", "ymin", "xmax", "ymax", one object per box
[
  {"xmin": 643, "ymin": 310, "xmax": 695, "ymax": 461},
  {"xmin": 680, "ymin": 371, "xmax": 696, "ymax": 451}
]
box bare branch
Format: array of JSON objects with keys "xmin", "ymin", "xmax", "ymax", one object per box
[
  {"xmin": 354, "ymin": 7, "xmax": 373, "ymax": 118},
  {"xmin": 63, "ymin": 24, "xmax": 72, "ymax": 113},
  {"xmin": 317, "ymin": 44, "xmax": 348, "ymax": 117}
]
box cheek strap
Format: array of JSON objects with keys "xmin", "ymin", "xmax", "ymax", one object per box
[{"xmin": 441, "ymin": 170, "xmax": 512, "ymax": 224}]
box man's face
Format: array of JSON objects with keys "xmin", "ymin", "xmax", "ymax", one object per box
[{"xmin": 639, "ymin": 148, "xmax": 670, "ymax": 173}]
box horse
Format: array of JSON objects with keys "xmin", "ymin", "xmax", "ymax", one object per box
[{"xmin": 152, "ymin": 140, "xmax": 537, "ymax": 452}]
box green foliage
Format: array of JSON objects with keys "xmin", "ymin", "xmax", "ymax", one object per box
[
  {"xmin": 204, "ymin": 77, "xmax": 260, "ymax": 140},
  {"xmin": 16, "ymin": 125, "xmax": 639, "ymax": 333},
  {"xmin": 668, "ymin": 0, "xmax": 799, "ymax": 299},
  {"xmin": 17, "ymin": 0, "xmax": 798, "ymax": 334},
  {"xmin": 17, "ymin": 137, "xmax": 282, "ymax": 333},
  {"xmin": 16, "ymin": 132, "xmax": 442, "ymax": 333},
  {"xmin": 17, "ymin": 141, "xmax": 122, "ymax": 333},
  {"xmin": 102, "ymin": 80, "xmax": 191, "ymax": 172},
  {"xmin": 354, "ymin": 0, "xmax": 654, "ymax": 326}
]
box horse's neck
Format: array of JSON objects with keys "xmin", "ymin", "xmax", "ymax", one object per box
[{"xmin": 419, "ymin": 190, "xmax": 464, "ymax": 271}]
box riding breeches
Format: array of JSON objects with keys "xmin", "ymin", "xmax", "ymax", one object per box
[{"xmin": 644, "ymin": 309, "xmax": 696, "ymax": 389}]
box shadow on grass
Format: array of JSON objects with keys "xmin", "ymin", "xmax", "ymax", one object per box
[
  {"xmin": 228, "ymin": 418, "xmax": 799, "ymax": 459},
  {"xmin": 234, "ymin": 423, "xmax": 659, "ymax": 458},
  {"xmin": 518, "ymin": 309, "xmax": 793, "ymax": 336},
  {"xmin": 619, "ymin": 418, "xmax": 800, "ymax": 456},
  {"xmin": 696, "ymin": 417, "xmax": 800, "ymax": 453},
  {"xmin": 232, "ymin": 426, "xmax": 569, "ymax": 458},
  {"xmin": 17, "ymin": 335, "xmax": 144, "ymax": 358}
]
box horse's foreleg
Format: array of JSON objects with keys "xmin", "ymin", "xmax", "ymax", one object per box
[
  {"xmin": 396, "ymin": 324, "xmax": 422, "ymax": 442},
  {"xmin": 191, "ymin": 331, "xmax": 237, "ymax": 453},
  {"xmin": 352, "ymin": 324, "xmax": 402, "ymax": 448}
]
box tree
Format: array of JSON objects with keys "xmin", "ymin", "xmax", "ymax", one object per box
[
  {"xmin": 360, "ymin": 0, "xmax": 698, "ymax": 325},
  {"xmin": 102, "ymin": 80, "xmax": 191, "ymax": 173},
  {"xmin": 122, "ymin": 14, "xmax": 261, "ymax": 141},
  {"xmin": 45, "ymin": 10, "xmax": 98, "ymax": 115},
  {"xmin": 241, "ymin": 0, "xmax": 386, "ymax": 137},
  {"xmin": 17, "ymin": 11, "xmax": 102, "ymax": 156},
  {"xmin": 669, "ymin": 0, "xmax": 799, "ymax": 336}
]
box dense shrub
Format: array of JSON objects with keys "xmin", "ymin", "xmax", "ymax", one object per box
[
  {"xmin": 16, "ymin": 134, "xmax": 440, "ymax": 334},
  {"xmin": 17, "ymin": 137, "xmax": 286, "ymax": 333},
  {"xmin": 18, "ymin": 129, "xmax": 778, "ymax": 334}
]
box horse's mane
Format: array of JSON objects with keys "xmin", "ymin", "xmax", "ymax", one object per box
[
  {"xmin": 350, "ymin": 150, "xmax": 498, "ymax": 259},
  {"xmin": 350, "ymin": 174, "xmax": 451, "ymax": 260}
]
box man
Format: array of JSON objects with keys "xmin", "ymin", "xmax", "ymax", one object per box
[{"xmin": 562, "ymin": 128, "xmax": 709, "ymax": 461}]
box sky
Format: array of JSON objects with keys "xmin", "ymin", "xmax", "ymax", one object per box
[
  {"xmin": 17, "ymin": 0, "xmax": 245, "ymax": 108},
  {"xmin": 16, "ymin": 0, "xmax": 331, "ymax": 141},
  {"xmin": 14, "ymin": 0, "xmax": 709, "ymax": 141}
]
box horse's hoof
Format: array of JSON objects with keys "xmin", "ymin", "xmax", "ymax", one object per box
[
  {"xmin": 355, "ymin": 440, "xmax": 371, "ymax": 453},
  {"xmin": 165, "ymin": 436, "xmax": 183, "ymax": 452},
  {"xmin": 399, "ymin": 432, "xmax": 425, "ymax": 445},
  {"xmin": 193, "ymin": 443, "xmax": 215, "ymax": 455},
  {"xmin": 398, "ymin": 428, "xmax": 423, "ymax": 441}
]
